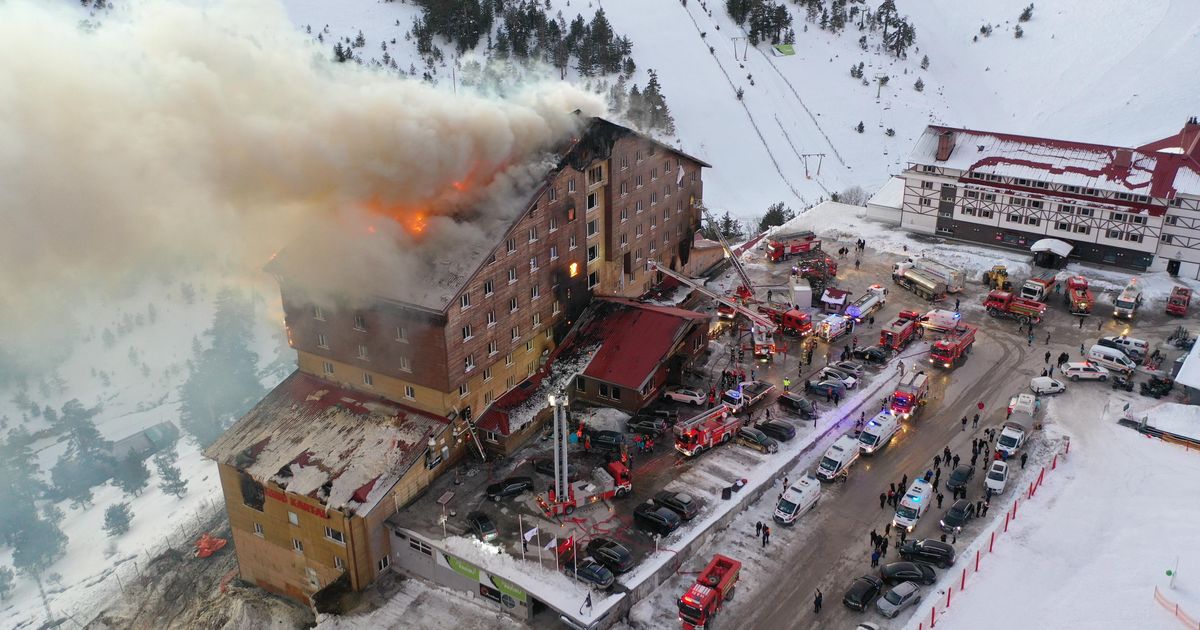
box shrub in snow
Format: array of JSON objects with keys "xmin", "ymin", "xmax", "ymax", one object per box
[
  {"xmin": 914, "ymin": 78, "xmax": 924, "ymax": 91},
  {"xmin": 155, "ymin": 448, "xmax": 189, "ymax": 498},
  {"xmin": 1014, "ymin": 25, "xmax": 1024, "ymax": 38},
  {"xmin": 921, "ymin": 54, "xmax": 929, "ymax": 69},
  {"xmin": 856, "ymin": 121, "xmax": 865, "ymax": 133},
  {"xmin": 1019, "ymin": 4, "xmax": 1034, "ymax": 22},
  {"xmin": 839, "ymin": 186, "xmax": 869, "ymax": 206},
  {"xmin": 104, "ymin": 503, "xmax": 132, "ymax": 537},
  {"xmin": 885, "ymin": 128, "xmax": 896, "ymax": 136}
]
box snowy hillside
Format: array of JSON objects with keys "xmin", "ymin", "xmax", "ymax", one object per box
[{"xmin": 278, "ymin": 0, "xmax": 1200, "ymax": 220}]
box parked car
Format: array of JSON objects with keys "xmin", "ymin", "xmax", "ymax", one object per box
[
  {"xmin": 805, "ymin": 380, "xmax": 847, "ymax": 399},
  {"xmin": 487, "ymin": 476, "xmax": 534, "ymax": 501},
  {"xmin": 663, "ymin": 387, "xmax": 706, "ymax": 406},
  {"xmin": 626, "ymin": 416, "xmax": 669, "ymax": 437},
  {"xmin": 1062, "ymin": 361, "xmax": 1109, "ymax": 382},
  {"xmin": 653, "ymin": 490, "xmax": 701, "ymax": 521},
  {"xmin": 842, "ymin": 575, "xmax": 885, "ymax": 611},
  {"xmin": 757, "ymin": 420, "xmax": 796, "ymax": 442},
  {"xmin": 876, "ymin": 581, "xmax": 922, "ymax": 619},
  {"xmin": 945, "ymin": 465, "xmax": 975, "ymax": 492},
  {"xmin": 633, "ymin": 502, "xmax": 681, "ymax": 536},
  {"xmin": 465, "ymin": 511, "xmax": 498, "ymax": 542},
  {"xmin": 938, "ymin": 499, "xmax": 976, "ymax": 533},
  {"xmin": 736, "ymin": 427, "xmax": 779, "ymax": 453},
  {"xmin": 833, "ymin": 360, "xmax": 865, "ymax": 378},
  {"xmin": 568, "ymin": 557, "xmax": 614, "ymax": 590},
  {"xmin": 1030, "ymin": 376, "xmax": 1066, "ymax": 395},
  {"xmin": 852, "ymin": 345, "xmax": 891, "ymax": 365},
  {"xmin": 585, "ymin": 537, "xmax": 634, "ymax": 574},
  {"xmin": 985, "ymin": 460, "xmax": 1009, "ymax": 495},
  {"xmin": 879, "ymin": 561, "xmax": 936, "ymax": 586},
  {"xmin": 587, "ymin": 430, "xmax": 626, "ymax": 452},
  {"xmin": 819, "ymin": 366, "xmax": 859, "ymax": 390},
  {"xmin": 777, "ymin": 392, "xmax": 818, "ymax": 418},
  {"xmin": 531, "ymin": 458, "xmax": 580, "ymax": 481},
  {"xmin": 898, "ymin": 539, "xmax": 956, "ymax": 568}
]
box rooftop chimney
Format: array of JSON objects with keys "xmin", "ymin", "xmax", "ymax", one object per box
[
  {"xmin": 1181, "ymin": 116, "xmax": 1200, "ymax": 159},
  {"xmin": 1114, "ymin": 148, "xmax": 1132, "ymax": 168},
  {"xmin": 935, "ymin": 131, "xmax": 955, "ymax": 161}
]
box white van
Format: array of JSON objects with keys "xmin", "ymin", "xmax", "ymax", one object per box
[
  {"xmin": 1087, "ymin": 344, "xmax": 1136, "ymax": 374},
  {"xmin": 816, "ymin": 435, "xmax": 862, "ymax": 482},
  {"xmin": 1099, "ymin": 336, "xmax": 1149, "ymax": 361},
  {"xmin": 858, "ymin": 411, "xmax": 900, "ymax": 455},
  {"xmin": 1007, "ymin": 393, "xmax": 1037, "ymax": 418},
  {"xmin": 774, "ymin": 475, "xmax": 822, "ymax": 525},
  {"xmin": 921, "ymin": 309, "xmax": 961, "ymax": 332},
  {"xmin": 892, "ymin": 478, "xmax": 934, "ymax": 532},
  {"xmin": 1113, "ymin": 285, "xmax": 1143, "ymax": 319}
]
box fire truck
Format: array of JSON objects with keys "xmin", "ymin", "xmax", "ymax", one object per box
[
  {"xmin": 894, "ymin": 258, "xmax": 965, "ymax": 293},
  {"xmin": 1064, "ymin": 275, "xmax": 1094, "ymax": 315},
  {"xmin": 929, "ymin": 323, "xmax": 976, "ymax": 368},
  {"xmin": 889, "ymin": 371, "xmax": 929, "ymax": 419},
  {"xmin": 845, "ymin": 284, "xmax": 888, "ymax": 323},
  {"xmin": 540, "ymin": 462, "xmax": 632, "ymax": 516},
  {"xmin": 1167, "ymin": 286, "xmax": 1192, "ymax": 316},
  {"xmin": 879, "ymin": 310, "xmax": 923, "ymax": 351},
  {"xmin": 766, "ymin": 230, "xmax": 821, "ymax": 262},
  {"xmin": 892, "ymin": 263, "xmax": 948, "ymax": 301},
  {"xmin": 674, "ymin": 405, "xmax": 741, "ymax": 457},
  {"xmin": 1020, "ymin": 273, "xmax": 1057, "ymax": 302},
  {"xmin": 678, "ymin": 554, "xmax": 742, "ymax": 630},
  {"xmin": 757, "ymin": 303, "xmax": 813, "ymax": 336},
  {"xmin": 983, "ymin": 290, "xmax": 1047, "ymax": 324}
]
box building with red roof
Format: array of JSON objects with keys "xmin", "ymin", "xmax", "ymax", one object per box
[{"xmin": 888, "ymin": 118, "xmax": 1200, "ymax": 275}]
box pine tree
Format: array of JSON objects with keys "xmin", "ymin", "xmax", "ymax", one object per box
[
  {"xmin": 104, "ymin": 503, "xmax": 132, "ymax": 537},
  {"xmin": 856, "ymin": 121, "xmax": 866, "ymax": 133},
  {"xmin": 914, "ymin": 78, "xmax": 925, "ymax": 92},
  {"xmin": 920, "ymin": 54, "xmax": 930, "ymax": 69},
  {"xmin": 718, "ymin": 211, "xmax": 744, "ymax": 240},
  {"xmin": 155, "ymin": 449, "xmax": 188, "ymax": 498},
  {"xmin": 50, "ymin": 400, "xmax": 115, "ymax": 507},
  {"xmin": 113, "ymin": 451, "xmax": 152, "ymax": 496},
  {"xmin": 1019, "ymin": 3, "xmax": 1033, "ymax": 22},
  {"xmin": 642, "ymin": 70, "xmax": 676, "ymax": 134},
  {"xmin": 1014, "ymin": 25, "xmax": 1024, "ymax": 38},
  {"xmin": 758, "ymin": 202, "xmax": 795, "ymax": 231},
  {"xmin": 11, "ymin": 504, "xmax": 67, "ymax": 580}
]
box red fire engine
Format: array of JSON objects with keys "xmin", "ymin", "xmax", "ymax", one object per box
[
  {"xmin": 1167, "ymin": 286, "xmax": 1192, "ymax": 316},
  {"xmin": 879, "ymin": 310, "xmax": 923, "ymax": 351},
  {"xmin": 929, "ymin": 323, "xmax": 976, "ymax": 368},
  {"xmin": 757, "ymin": 303, "xmax": 813, "ymax": 336},
  {"xmin": 1064, "ymin": 275, "xmax": 1094, "ymax": 315},
  {"xmin": 540, "ymin": 462, "xmax": 632, "ymax": 516},
  {"xmin": 674, "ymin": 405, "xmax": 740, "ymax": 457},
  {"xmin": 983, "ymin": 290, "xmax": 1047, "ymax": 324},
  {"xmin": 889, "ymin": 371, "xmax": 929, "ymax": 419},
  {"xmin": 766, "ymin": 230, "xmax": 821, "ymax": 262},
  {"xmin": 678, "ymin": 554, "xmax": 742, "ymax": 630}
]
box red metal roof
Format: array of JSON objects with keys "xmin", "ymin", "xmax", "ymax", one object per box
[{"xmin": 580, "ymin": 298, "xmax": 711, "ymax": 391}]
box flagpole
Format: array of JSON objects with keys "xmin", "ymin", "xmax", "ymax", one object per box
[
  {"xmin": 536, "ymin": 525, "xmax": 543, "ymax": 567},
  {"xmin": 519, "ymin": 514, "xmax": 526, "ymax": 561}
]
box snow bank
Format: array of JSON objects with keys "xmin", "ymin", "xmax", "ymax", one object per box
[{"xmin": 1143, "ymin": 402, "xmax": 1200, "ymax": 442}]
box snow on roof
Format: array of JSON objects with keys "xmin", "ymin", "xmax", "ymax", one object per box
[
  {"xmin": 1144, "ymin": 402, "xmax": 1200, "ymax": 442},
  {"xmin": 821, "ymin": 288, "xmax": 849, "ymax": 304},
  {"xmin": 205, "ymin": 371, "xmax": 447, "ymax": 515},
  {"xmin": 580, "ymin": 298, "xmax": 711, "ymax": 391},
  {"xmin": 1030, "ymin": 238, "xmax": 1073, "ymax": 258},
  {"xmin": 1175, "ymin": 334, "xmax": 1200, "ymax": 391},
  {"xmin": 868, "ymin": 176, "xmax": 905, "ymax": 209},
  {"xmin": 909, "ymin": 125, "xmax": 1200, "ymax": 204}
]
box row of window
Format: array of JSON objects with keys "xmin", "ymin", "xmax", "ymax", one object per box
[
  {"xmin": 963, "ymin": 170, "xmax": 1161, "ymax": 206},
  {"xmin": 457, "ymin": 330, "xmax": 551, "ymax": 396}
]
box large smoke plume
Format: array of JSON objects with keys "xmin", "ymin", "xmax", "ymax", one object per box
[{"xmin": 0, "ymin": 0, "xmax": 604, "ymax": 370}]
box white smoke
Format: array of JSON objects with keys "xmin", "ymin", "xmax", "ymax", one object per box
[{"xmin": 0, "ymin": 0, "xmax": 605, "ymax": 368}]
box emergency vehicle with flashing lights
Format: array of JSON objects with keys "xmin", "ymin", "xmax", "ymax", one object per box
[{"xmin": 677, "ymin": 554, "xmax": 742, "ymax": 630}]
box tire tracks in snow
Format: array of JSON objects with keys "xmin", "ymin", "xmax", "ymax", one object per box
[{"xmin": 674, "ymin": 2, "xmax": 808, "ymax": 205}]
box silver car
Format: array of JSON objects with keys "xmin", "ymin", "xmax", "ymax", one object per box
[
  {"xmin": 834, "ymin": 361, "xmax": 865, "ymax": 378},
  {"xmin": 876, "ymin": 581, "xmax": 922, "ymax": 618},
  {"xmin": 819, "ymin": 366, "xmax": 858, "ymax": 390}
]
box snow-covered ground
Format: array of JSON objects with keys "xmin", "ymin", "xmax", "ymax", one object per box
[
  {"xmin": 900, "ymin": 386, "xmax": 1200, "ymax": 630},
  {"xmin": 0, "ymin": 274, "xmax": 290, "ymax": 627}
]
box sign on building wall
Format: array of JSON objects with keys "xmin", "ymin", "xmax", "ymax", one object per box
[{"xmin": 436, "ymin": 551, "xmax": 528, "ymax": 608}]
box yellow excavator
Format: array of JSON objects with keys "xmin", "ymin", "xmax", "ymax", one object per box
[{"xmin": 983, "ymin": 265, "xmax": 1013, "ymax": 291}]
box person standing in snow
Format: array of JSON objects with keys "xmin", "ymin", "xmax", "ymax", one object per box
[
  {"xmin": 814, "ymin": 589, "xmax": 823, "ymax": 614},
  {"xmin": 880, "ymin": 492, "xmax": 887, "ymax": 509},
  {"xmin": 871, "ymin": 549, "xmax": 880, "ymax": 567},
  {"xmin": 961, "ymin": 416, "xmax": 968, "ymax": 431},
  {"xmin": 972, "ymin": 413, "xmax": 980, "ymax": 428},
  {"xmin": 1021, "ymin": 452, "xmax": 1029, "ymax": 469},
  {"xmin": 936, "ymin": 492, "xmax": 944, "ymax": 508}
]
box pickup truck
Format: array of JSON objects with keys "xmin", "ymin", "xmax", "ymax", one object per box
[{"xmin": 722, "ymin": 380, "xmax": 777, "ymax": 413}]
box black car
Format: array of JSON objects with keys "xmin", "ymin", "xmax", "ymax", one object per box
[
  {"xmin": 585, "ymin": 537, "xmax": 634, "ymax": 574},
  {"xmin": 879, "ymin": 561, "xmax": 937, "ymax": 586},
  {"xmin": 633, "ymin": 502, "xmax": 681, "ymax": 536},
  {"xmin": 568, "ymin": 558, "xmax": 615, "ymax": 590},
  {"xmin": 842, "ymin": 574, "xmax": 884, "ymax": 611},
  {"xmin": 777, "ymin": 392, "xmax": 818, "ymax": 418},
  {"xmin": 757, "ymin": 420, "xmax": 796, "ymax": 442},
  {"xmin": 465, "ymin": 511, "xmax": 498, "ymax": 542},
  {"xmin": 899, "ymin": 539, "xmax": 956, "ymax": 568},
  {"xmin": 531, "ymin": 458, "xmax": 580, "ymax": 481},
  {"xmin": 627, "ymin": 417, "xmax": 669, "ymax": 437},
  {"xmin": 939, "ymin": 499, "xmax": 976, "ymax": 533},
  {"xmin": 486, "ymin": 476, "xmax": 534, "ymax": 501},
  {"xmin": 946, "ymin": 465, "xmax": 975, "ymax": 492},
  {"xmin": 852, "ymin": 345, "xmax": 891, "ymax": 365},
  {"xmin": 653, "ymin": 490, "xmax": 701, "ymax": 521},
  {"xmin": 588, "ymin": 430, "xmax": 626, "ymax": 452}
]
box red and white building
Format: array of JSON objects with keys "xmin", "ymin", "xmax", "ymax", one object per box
[{"xmin": 889, "ymin": 118, "xmax": 1200, "ymax": 276}]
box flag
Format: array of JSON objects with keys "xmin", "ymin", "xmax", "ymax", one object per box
[
  {"xmin": 584, "ymin": 593, "xmax": 593, "ymax": 608},
  {"xmin": 544, "ymin": 537, "xmax": 557, "ymax": 550},
  {"xmin": 523, "ymin": 527, "xmax": 539, "ymax": 542}
]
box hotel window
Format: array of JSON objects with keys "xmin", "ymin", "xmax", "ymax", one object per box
[
  {"xmin": 1027, "ymin": 200, "xmax": 1043, "ymax": 210},
  {"xmin": 621, "ymin": 155, "xmax": 629, "ymax": 170},
  {"xmin": 1062, "ymin": 185, "xmax": 1080, "ymax": 194},
  {"xmin": 1056, "ymin": 221, "xmax": 1070, "ymax": 231},
  {"xmin": 620, "ymin": 181, "xmax": 629, "ymax": 196},
  {"xmin": 399, "ymin": 356, "xmax": 411, "ymax": 372},
  {"xmin": 979, "ymin": 210, "xmax": 994, "ymax": 219},
  {"xmin": 335, "ymin": 556, "xmax": 345, "ymax": 570},
  {"xmin": 1025, "ymin": 217, "xmax": 1040, "ymax": 226},
  {"xmin": 325, "ymin": 527, "xmax": 345, "ymax": 544},
  {"xmin": 461, "ymin": 324, "xmax": 473, "ymax": 341},
  {"xmin": 650, "ymin": 239, "xmax": 657, "ymax": 252},
  {"xmin": 966, "ymin": 190, "xmax": 978, "ymax": 199},
  {"xmin": 353, "ymin": 313, "xmax": 366, "ymax": 331},
  {"xmin": 1059, "ymin": 204, "xmax": 1073, "ymax": 213},
  {"xmin": 317, "ymin": 333, "xmax": 328, "ymax": 349},
  {"xmin": 587, "ymin": 220, "xmax": 598, "ymax": 237},
  {"xmin": 1107, "ymin": 229, "xmax": 1122, "ymax": 238},
  {"xmin": 531, "ymin": 284, "xmax": 542, "ymax": 300},
  {"xmin": 506, "ymin": 238, "xmax": 516, "ymax": 253},
  {"xmin": 553, "ymin": 300, "xmax": 561, "ymax": 315},
  {"xmin": 511, "ymin": 326, "xmax": 520, "ymax": 341},
  {"xmin": 483, "ymin": 280, "xmax": 494, "ymax": 296},
  {"xmin": 459, "ymin": 383, "xmax": 469, "ymax": 397},
  {"xmin": 1162, "ymin": 234, "xmax": 1174, "ymax": 244},
  {"xmin": 1007, "ymin": 214, "xmax": 1022, "ymax": 223},
  {"xmin": 588, "ymin": 165, "xmax": 603, "ymax": 185},
  {"xmin": 620, "ymin": 233, "xmax": 628, "ymax": 247},
  {"xmin": 588, "ymin": 245, "xmax": 598, "ymax": 262},
  {"xmin": 409, "ymin": 539, "xmax": 432, "ymax": 555},
  {"xmin": 1166, "ymin": 216, "xmax": 1178, "ymax": 225},
  {"xmin": 620, "ymin": 208, "xmax": 628, "ymax": 222},
  {"xmin": 460, "ymin": 292, "xmax": 471, "ymax": 309},
  {"xmin": 588, "ymin": 271, "xmax": 599, "ymax": 289},
  {"xmin": 530, "ymin": 256, "xmax": 539, "ymax": 271},
  {"xmin": 664, "ymin": 159, "xmax": 672, "ymax": 172},
  {"xmin": 313, "ymin": 305, "xmax": 324, "ymax": 320},
  {"xmin": 505, "ymin": 353, "xmax": 514, "ymax": 367},
  {"xmin": 1126, "ymin": 233, "xmax": 1142, "ymax": 243},
  {"xmin": 464, "ymin": 354, "xmax": 475, "ymax": 372},
  {"xmin": 636, "ymin": 175, "xmax": 643, "ymax": 189},
  {"xmin": 550, "ymin": 245, "xmax": 559, "ymax": 260},
  {"xmin": 528, "ymin": 227, "xmax": 538, "ymax": 242},
  {"xmin": 484, "ymin": 311, "xmax": 495, "ymax": 328},
  {"xmin": 509, "ymin": 297, "xmax": 519, "ymax": 312},
  {"xmin": 378, "ymin": 556, "xmax": 390, "ymax": 571},
  {"xmin": 508, "ymin": 267, "xmax": 517, "ymax": 283},
  {"xmin": 1131, "ymin": 215, "xmax": 1147, "ymax": 225},
  {"xmin": 549, "ymin": 216, "xmax": 558, "ymax": 232},
  {"xmin": 569, "ymin": 234, "xmax": 578, "ymax": 250},
  {"xmin": 922, "ymin": 165, "xmax": 936, "ymax": 173},
  {"xmin": 549, "ymin": 187, "xmax": 558, "ymax": 202},
  {"xmin": 650, "ymin": 193, "xmax": 657, "ymax": 206},
  {"xmin": 568, "ymin": 179, "xmax": 576, "ymax": 193},
  {"xmin": 525, "ymin": 341, "xmax": 534, "ymax": 353},
  {"xmin": 488, "ymin": 340, "xmax": 499, "ymax": 355},
  {"xmin": 362, "ymin": 372, "xmax": 373, "ymax": 387},
  {"xmin": 664, "ymin": 184, "xmax": 672, "ymax": 198},
  {"xmin": 404, "ymin": 385, "xmax": 415, "ymax": 399},
  {"xmin": 254, "ymin": 523, "xmax": 264, "ymax": 537},
  {"xmin": 322, "ymin": 361, "xmax": 334, "ymax": 375},
  {"xmin": 920, "ymin": 198, "xmax": 932, "ymax": 207},
  {"xmin": 635, "ymin": 248, "xmax": 643, "ymax": 261},
  {"xmin": 1077, "ymin": 208, "xmax": 1093, "ymax": 217},
  {"xmin": 293, "ymin": 539, "xmax": 304, "ymax": 554},
  {"xmin": 651, "ymin": 168, "xmax": 658, "ymax": 181},
  {"xmin": 528, "ymin": 202, "xmax": 538, "ymax": 217},
  {"xmin": 982, "ymin": 193, "xmax": 996, "ymax": 202},
  {"xmin": 650, "ymin": 216, "xmax": 657, "ymax": 230},
  {"xmin": 483, "ymin": 367, "xmax": 492, "ymax": 382},
  {"xmin": 922, "ymin": 181, "xmax": 934, "ymax": 189},
  {"xmin": 288, "ymin": 511, "xmax": 299, "ymax": 526},
  {"xmin": 484, "ymin": 391, "xmax": 494, "ymax": 404},
  {"xmin": 961, "ymin": 207, "xmax": 976, "ymax": 217},
  {"xmin": 533, "ymin": 312, "xmax": 542, "ymax": 327},
  {"xmin": 357, "ymin": 344, "xmax": 369, "ymax": 360},
  {"xmin": 1009, "ymin": 197, "xmax": 1025, "ymax": 207},
  {"xmin": 636, "ymin": 224, "xmax": 643, "ymax": 237}
]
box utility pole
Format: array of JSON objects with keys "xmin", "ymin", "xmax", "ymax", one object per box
[{"xmin": 800, "ymin": 153, "xmax": 826, "ymax": 178}]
